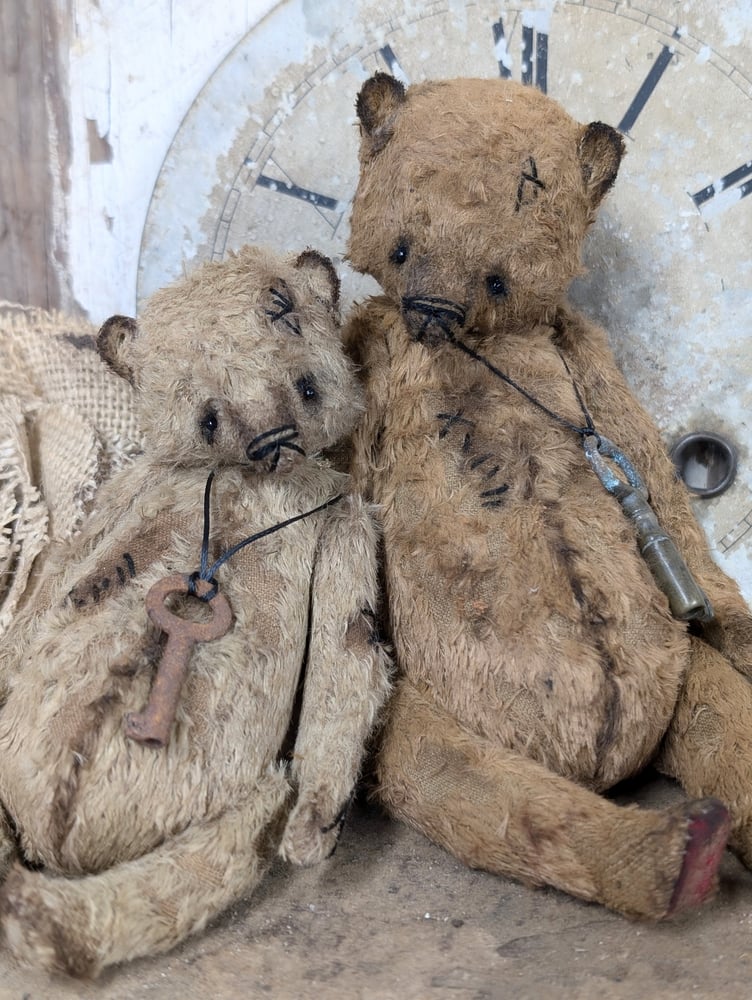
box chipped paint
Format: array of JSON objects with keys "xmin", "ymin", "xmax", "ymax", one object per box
[{"xmin": 65, "ymin": 0, "xmax": 278, "ymax": 321}]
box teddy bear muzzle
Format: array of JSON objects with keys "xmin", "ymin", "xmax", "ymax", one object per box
[
  {"xmin": 246, "ymin": 423, "xmax": 305, "ymax": 472},
  {"xmin": 401, "ymin": 295, "xmax": 467, "ymax": 344}
]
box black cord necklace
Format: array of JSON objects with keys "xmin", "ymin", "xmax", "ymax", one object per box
[
  {"xmin": 189, "ymin": 471, "xmax": 343, "ymax": 602},
  {"xmin": 441, "ymin": 329, "xmax": 712, "ymax": 623},
  {"xmin": 446, "ymin": 331, "xmax": 596, "ymax": 439}
]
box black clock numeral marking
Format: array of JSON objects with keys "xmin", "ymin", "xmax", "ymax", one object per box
[
  {"xmin": 492, "ymin": 15, "xmax": 548, "ymax": 92},
  {"xmin": 618, "ymin": 35, "xmax": 678, "ymax": 134},
  {"xmin": 691, "ymin": 159, "xmax": 752, "ymax": 218},
  {"xmin": 250, "ymin": 156, "xmax": 346, "ymax": 237},
  {"xmin": 521, "ymin": 23, "xmax": 548, "ymax": 93},
  {"xmin": 256, "ymin": 173, "xmax": 341, "ymax": 211},
  {"xmin": 379, "ymin": 44, "xmax": 410, "ymax": 84},
  {"xmin": 492, "ymin": 18, "xmax": 513, "ymax": 79}
]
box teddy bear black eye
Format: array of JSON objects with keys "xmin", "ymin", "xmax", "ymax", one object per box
[
  {"xmin": 295, "ymin": 374, "xmax": 319, "ymax": 404},
  {"xmin": 486, "ymin": 274, "xmax": 509, "ymax": 299},
  {"xmin": 199, "ymin": 407, "xmax": 219, "ymax": 444},
  {"xmin": 390, "ymin": 241, "xmax": 410, "ymax": 266}
]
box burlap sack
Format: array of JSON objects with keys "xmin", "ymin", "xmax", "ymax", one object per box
[{"xmin": 0, "ymin": 302, "xmax": 143, "ymax": 630}]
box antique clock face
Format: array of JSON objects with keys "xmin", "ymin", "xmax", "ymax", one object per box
[{"xmin": 138, "ymin": 0, "xmax": 752, "ymax": 598}]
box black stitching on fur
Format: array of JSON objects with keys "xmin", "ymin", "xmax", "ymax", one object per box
[
  {"xmin": 515, "ymin": 156, "xmax": 546, "ymax": 212},
  {"xmin": 437, "ymin": 411, "xmax": 476, "ymax": 439},
  {"xmin": 402, "ymin": 296, "xmax": 467, "ymax": 340},
  {"xmin": 265, "ymin": 286, "xmax": 302, "ymax": 337},
  {"xmin": 246, "ymin": 424, "xmax": 305, "ymax": 470}
]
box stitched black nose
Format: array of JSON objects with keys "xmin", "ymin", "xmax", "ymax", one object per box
[
  {"xmin": 246, "ymin": 424, "xmax": 305, "ymax": 471},
  {"xmin": 402, "ymin": 296, "xmax": 467, "ymax": 342}
]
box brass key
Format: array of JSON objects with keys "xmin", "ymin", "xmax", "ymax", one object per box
[{"xmin": 124, "ymin": 573, "xmax": 233, "ymax": 749}]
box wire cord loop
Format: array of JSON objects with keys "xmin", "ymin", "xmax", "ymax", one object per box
[{"xmin": 189, "ymin": 472, "xmax": 343, "ymax": 602}]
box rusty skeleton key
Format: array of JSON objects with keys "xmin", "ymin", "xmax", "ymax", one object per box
[
  {"xmin": 122, "ymin": 472, "xmax": 342, "ymax": 751},
  {"xmin": 124, "ymin": 574, "xmax": 233, "ymax": 748}
]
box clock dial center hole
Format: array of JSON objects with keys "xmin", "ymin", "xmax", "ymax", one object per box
[{"xmin": 670, "ymin": 432, "xmax": 737, "ymax": 498}]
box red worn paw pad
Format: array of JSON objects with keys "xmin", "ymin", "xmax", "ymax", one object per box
[{"xmin": 666, "ymin": 798, "xmax": 731, "ymax": 918}]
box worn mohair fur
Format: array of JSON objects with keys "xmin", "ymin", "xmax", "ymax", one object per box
[
  {"xmin": 345, "ymin": 74, "xmax": 752, "ymax": 920},
  {"xmin": 0, "ymin": 245, "xmax": 391, "ymax": 976}
]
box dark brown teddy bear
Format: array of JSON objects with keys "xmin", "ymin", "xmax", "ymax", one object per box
[
  {"xmin": 0, "ymin": 245, "xmax": 390, "ymax": 975},
  {"xmin": 345, "ymin": 73, "xmax": 752, "ymax": 919}
]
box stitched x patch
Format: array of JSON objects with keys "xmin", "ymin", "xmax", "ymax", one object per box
[{"xmin": 516, "ymin": 156, "xmax": 546, "ymax": 211}]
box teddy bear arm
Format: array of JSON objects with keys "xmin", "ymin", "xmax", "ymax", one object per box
[
  {"xmin": 58, "ymin": 493, "xmax": 202, "ymax": 614},
  {"xmin": 628, "ymin": 447, "xmax": 752, "ymax": 671},
  {"xmin": 0, "ymin": 505, "xmax": 172, "ymax": 703},
  {"xmin": 343, "ymin": 305, "xmax": 393, "ymax": 499},
  {"xmin": 634, "ymin": 456, "xmax": 752, "ymax": 671},
  {"xmin": 562, "ymin": 316, "xmax": 752, "ymax": 671},
  {"xmin": 616, "ymin": 404, "xmax": 752, "ymax": 676},
  {"xmin": 0, "ymin": 767, "xmax": 291, "ymax": 978},
  {"xmin": 279, "ymin": 494, "xmax": 391, "ymax": 866}
]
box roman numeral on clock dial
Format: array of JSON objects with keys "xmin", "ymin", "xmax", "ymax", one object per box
[
  {"xmin": 255, "ymin": 173, "xmax": 340, "ymax": 213},
  {"xmin": 691, "ymin": 160, "xmax": 752, "ymax": 218},
  {"xmin": 250, "ymin": 156, "xmax": 346, "ymax": 234},
  {"xmin": 492, "ymin": 14, "xmax": 549, "ymax": 92}
]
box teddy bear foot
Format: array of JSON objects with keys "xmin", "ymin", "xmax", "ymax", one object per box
[
  {"xmin": 279, "ymin": 796, "xmax": 344, "ymax": 866},
  {"xmin": 0, "ymin": 863, "xmax": 99, "ymax": 977},
  {"xmin": 665, "ymin": 798, "xmax": 731, "ymax": 918}
]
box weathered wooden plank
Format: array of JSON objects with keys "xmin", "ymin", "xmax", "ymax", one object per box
[{"xmin": 0, "ymin": 0, "xmax": 70, "ymax": 310}]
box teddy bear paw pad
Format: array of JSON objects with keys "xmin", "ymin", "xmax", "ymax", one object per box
[{"xmin": 666, "ymin": 798, "xmax": 731, "ymax": 918}]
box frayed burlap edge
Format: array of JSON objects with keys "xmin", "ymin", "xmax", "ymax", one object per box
[
  {"xmin": 0, "ymin": 302, "xmax": 143, "ymax": 634},
  {"xmin": 0, "ymin": 395, "xmax": 49, "ymax": 633}
]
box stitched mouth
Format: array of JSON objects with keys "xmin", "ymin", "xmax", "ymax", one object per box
[
  {"xmin": 246, "ymin": 424, "xmax": 305, "ymax": 471},
  {"xmin": 402, "ymin": 296, "xmax": 467, "ymax": 341}
]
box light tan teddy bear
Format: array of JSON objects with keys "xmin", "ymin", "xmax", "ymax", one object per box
[
  {"xmin": 345, "ymin": 74, "xmax": 752, "ymax": 920},
  {"xmin": 0, "ymin": 245, "xmax": 390, "ymax": 976}
]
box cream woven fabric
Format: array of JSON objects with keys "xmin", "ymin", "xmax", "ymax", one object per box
[{"xmin": 0, "ymin": 302, "xmax": 142, "ymax": 630}]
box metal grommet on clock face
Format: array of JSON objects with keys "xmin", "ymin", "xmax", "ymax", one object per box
[{"xmin": 670, "ymin": 433, "xmax": 737, "ymax": 499}]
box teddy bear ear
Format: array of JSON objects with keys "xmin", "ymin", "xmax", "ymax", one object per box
[
  {"xmin": 355, "ymin": 72, "xmax": 407, "ymax": 155},
  {"xmin": 294, "ymin": 248, "xmax": 340, "ymax": 312},
  {"xmin": 96, "ymin": 314, "xmax": 139, "ymax": 384},
  {"xmin": 578, "ymin": 122, "xmax": 626, "ymax": 208}
]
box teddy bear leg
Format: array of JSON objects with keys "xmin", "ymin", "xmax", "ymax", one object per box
[
  {"xmin": 658, "ymin": 635, "xmax": 752, "ymax": 868},
  {"xmin": 376, "ymin": 678, "xmax": 730, "ymax": 920},
  {"xmin": 0, "ymin": 768, "xmax": 290, "ymax": 978}
]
